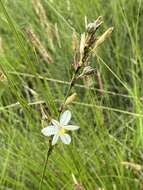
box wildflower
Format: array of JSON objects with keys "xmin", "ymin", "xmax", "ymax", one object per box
[{"xmin": 41, "ymin": 110, "xmax": 79, "ymax": 145}]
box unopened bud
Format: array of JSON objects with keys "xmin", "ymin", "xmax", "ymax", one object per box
[
  {"xmin": 65, "ymin": 93, "xmax": 77, "ymax": 106},
  {"xmin": 86, "ymin": 16, "xmax": 103, "ymax": 34},
  {"xmin": 78, "ymin": 66, "xmax": 95, "ymax": 78},
  {"xmin": 86, "ymin": 23, "xmax": 96, "ymax": 34},
  {"xmin": 83, "ymin": 66, "xmax": 95, "ymax": 75}
]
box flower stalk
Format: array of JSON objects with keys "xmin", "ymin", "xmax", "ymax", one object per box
[
  {"xmin": 39, "ymin": 71, "xmax": 80, "ymax": 190},
  {"xmin": 39, "ymin": 141, "xmax": 53, "ymax": 190},
  {"xmin": 39, "ymin": 16, "xmax": 113, "ymax": 190}
]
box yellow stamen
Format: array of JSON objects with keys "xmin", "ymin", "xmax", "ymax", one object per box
[{"xmin": 59, "ymin": 128, "xmax": 65, "ymax": 135}]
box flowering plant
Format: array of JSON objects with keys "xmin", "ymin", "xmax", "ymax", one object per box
[{"xmin": 41, "ymin": 110, "xmax": 79, "ymax": 145}]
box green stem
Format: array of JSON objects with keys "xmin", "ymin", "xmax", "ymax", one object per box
[
  {"xmin": 39, "ymin": 143, "xmax": 53, "ymax": 190},
  {"xmin": 63, "ymin": 66, "xmax": 81, "ymax": 105},
  {"xmin": 39, "ymin": 66, "xmax": 81, "ymax": 189}
]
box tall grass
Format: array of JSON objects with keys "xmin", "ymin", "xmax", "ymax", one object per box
[{"xmin": 0, "ymin": 0, "xmax": 143, "ymax": 189}]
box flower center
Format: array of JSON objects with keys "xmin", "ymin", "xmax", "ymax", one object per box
[{"xmin": 59, "ymin": 128, "xmax": 65, "ymax": 136}]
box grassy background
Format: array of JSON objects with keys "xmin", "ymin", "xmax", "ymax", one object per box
[{"xmin": 0, "ymin": 0, "xmax": 143, "ymax": 189}]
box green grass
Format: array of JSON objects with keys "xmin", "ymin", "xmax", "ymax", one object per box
[{"xmin": 0, "ymin": 0, "xmax": 143, "ymax": 189}]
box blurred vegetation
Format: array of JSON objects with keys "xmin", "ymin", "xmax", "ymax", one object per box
[{"xmin": 0, "ymin": 0, "xmax": 143, "ymax": 189}]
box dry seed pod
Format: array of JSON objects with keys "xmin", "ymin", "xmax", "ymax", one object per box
[
  {"xmin": 79, "ymin": 33, "xmax": 86, "ymax": 59},
  {"xmin": 93, "ymin": 27, "xmax": 114, "ymax": 52},
  {"xmin": 65, "ymin": 93, "xmax": 77, "ymax": 106}
]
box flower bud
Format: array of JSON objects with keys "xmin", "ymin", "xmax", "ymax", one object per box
[
  {"xmin": 65, "ymin": 93, "xmax": 77, "ymax": 106},
  {"xmin": 86, "ymin": 16, "xmax": 103, "ymax": 34},
  {"xmin": 86, "ymin": 22, "xmax": 97, "ymax": 34},
  {"xmin": 80, "ymin": 66, "xmax": 95, "ymax": 77},
  {"xmin": 83, "ymin": 66, "xmax": 95, "ymax": 75}
]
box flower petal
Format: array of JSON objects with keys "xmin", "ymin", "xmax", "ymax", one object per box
[
  {"xmin": 52, "ymin": 134, "xmax": 59, "ymax": 145},
  {"xmin": 60, "ymin": 134, "xmax": 71, "ymax": 144},
  {"xmin": 60, "ymin": 110, "xmax": 71, "ymax": 125},
  {"xmin": 63, "ymin": 125, "xmax": 79, "ymax": 131},
  {"xmin": 51, "ymin": 119, "xmax": 60, "ymax": 127},
  {"xmin": 41, "ymin": 126, "xmax": 58, "ymax": 136}
]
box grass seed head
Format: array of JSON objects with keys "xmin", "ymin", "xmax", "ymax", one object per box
[
  {"xmin": 25, "ymin": 28, "xmax": 53, "ymax": 63},
  {"xmin": 121, "ymin": 161, "xmax": 142, "ymax": 171}
]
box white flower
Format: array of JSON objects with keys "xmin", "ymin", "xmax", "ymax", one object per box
[{"xmin": 41, "ymin": 110, "xmax": 79, "ymax": 145}]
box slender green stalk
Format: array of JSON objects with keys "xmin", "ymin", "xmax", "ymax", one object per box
[
  {"xmin": 38, "ymin": 68, "xmax": 80, "ymax": 190},
  {"xmin": 39, "ymin": 142, "xmax": 53, "ymax": 190}
]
